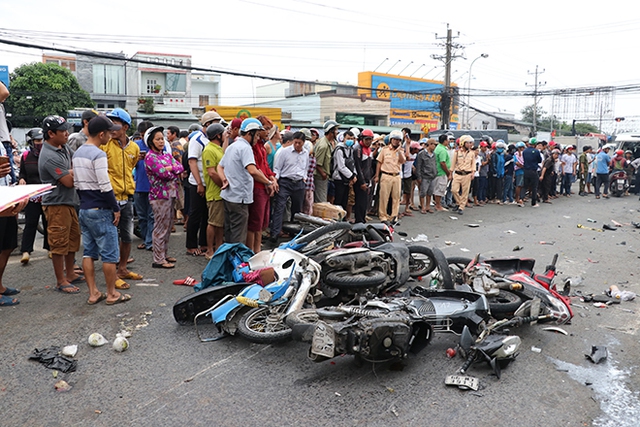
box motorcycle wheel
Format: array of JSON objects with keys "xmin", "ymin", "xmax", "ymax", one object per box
[
  {"xmin": 236, "ymin": 305, "xmax": 292, "ymax": 344},
  {"xmin": 487, "ymin": 290, "xmax": 523, "ymax": 318},
  {"xmin": 407, "ymin": 245, "xmax": 437, "ymax": 278},
  {"xmin": 324, "ymin": 269, "xmax": 387, "ymax": 289},
  {"xmin": 296, "ymin": 222, "xmax": 351, "ymax": 255}
]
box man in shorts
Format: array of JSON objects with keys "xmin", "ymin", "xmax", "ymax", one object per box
[
  {"xmin": 202, "ymin": 123, "xmax": 226, "ymax": 257},
  {"xmin": 73, "ymin": 116, "xmax": 130, "ymax": 305},
  {"xmin": 433, "ymin": 134, "xmax": 452, "ymax": 211},
  {"xmin": 39, "ymin": 115, "xmax": 83, "ymax": 294}
]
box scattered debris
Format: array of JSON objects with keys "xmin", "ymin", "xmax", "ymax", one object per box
[
  {"xmin": 88, "ymin": 333, "xmax": 108, "ymax": 347},
  {"xmin": 585, "ymin": 346, "xmax": 608, "ymax": 364},
  {"xmin": 444, "ymin": 375, "xmax": 479, "ymax": 391},
  {"xmin": 446, "ymin": 348, "xmax": 456, "ymax": 358},
  {"xmin": 449, "ymin": 216, "xmax": 458, "ymax": 220},
  {"xmin": 607, "ymin": 285, "xmax": 636, "ymax": 301},
  {"xmin": 587, "ymin": 218, "xmax": 597, "ymax": 223},
  {"xmin": 61, "ymin": 345, "xmax": 77, "ymax": 357},
  {"xmin": 444, "ymin": 241, "xmax": 455, "ymax": 246},
  {"xmin": 611, "ymin": 219, "xmax": 623, "ymax": 227},
  {"xmin": 504, "ymin": 230, "xmax": 517, "ymax": 234},
  {"xmin": 593, "ymin": 303, "xmax": 608, "ymax": 308},
  {"xmin": 410, "ymin": 233, "xmax": 429, "ymax": 242},
  {"xmin": 335, "ymin": 392, "xmax": 341, "ymax": 397},
  {"xmin": 135, "ymin": 283, "xmax": 159, "ymax": 287},
  {"xmin": 602, "ymin": 224, "xmax": 617, "ymax": 231},
  {"xmin": 531, "ymin": 346, "xmax": 542, "ymax": 353},
  {"xmin": 632, "ymin": 221, "xmax": 640, "ymax": 229},
  {"xmin": 539, "ymin": 241, "xmax": 555, "ymax": 245},
  {"xmin": 465, "ymin": 224, "xmax": 480, "ymax": 228},
  {"xmin": 512, "ymin": 246, "xmax": 523, "ymax": 251},
  {"xmin": 460, "ymin": 248, "xmax": 470, "ymax": 252},
  {"xmin": 112, "ymin": 336, "xmax": 129, "ymax": 352},
  {"xmin": 587, "ymin": 258, "xmax": 599, "ymax": 263},
  {"xmin": 577, "ymin": 224, "xmax": 603, "ymax": 232},
  {"xmin": 542, "ymin": 326, "xmax": 568, "ymax": 336},
  {"xmin": 390, "ymin": 407, "xmax": 399, "ymax": 417},
  {"xmin": 563, "ymin": 215, "xmax": 571, "ymax": 219},
  {"xmin": 29, "ymin": 347, "xmax": 77, "ymax": 373},
  {"xmin": 54, "ymin": 380, "xmax": 72, "ymax": 392}
]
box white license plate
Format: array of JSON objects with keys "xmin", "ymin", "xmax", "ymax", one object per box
[
  {"xmin": 445, "ymin": 374, "xmax": 479, "ymax": 390},
  {"xmin": 311, "ymin": 321, "xmax": 335, "ymax": 359},
  {"xmin": 618, "ymin": 179, "xmax": 625, "ymax": 184}
]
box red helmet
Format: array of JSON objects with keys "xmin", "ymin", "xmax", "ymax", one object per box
[
  {"xmin": 479, "ymin": 141, "xmax": 488, "ymax": 147},
  {"xmin": 549, "ymin": 141, "xmax": 556, "ymax": 147},
  {"xmin": 361, "ymin": 129, "xmax": 374, "ymax": 138},
  {"xmin": 615, "ymin": 149, "xmax": 624, "ymax": 156},
  {"xmin": 491, "ymin": 142, "xmax": 497, "ymax": 149}
]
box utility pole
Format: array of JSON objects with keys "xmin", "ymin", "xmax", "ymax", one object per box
[
  {"xmin": 526, "ymin": 65, "xmax": 546, "ymax": 136},
  {"xmin": 432, "ymin": 24, "xmax": 463, "ymax": 129}
]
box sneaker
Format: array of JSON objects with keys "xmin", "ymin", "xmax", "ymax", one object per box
[{"xmin": 532, "ymin": 204, "xmax": 540, "ymax": 208}]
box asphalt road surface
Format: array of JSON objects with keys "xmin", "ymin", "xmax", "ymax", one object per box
[{"xmin": 2, "ymin": 191, "xmax": 640, "ymax": 427}]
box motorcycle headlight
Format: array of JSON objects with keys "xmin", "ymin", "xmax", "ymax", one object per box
[{"xmin": 495, "ymin": 335, "xmax": 521, "ymax": 358}]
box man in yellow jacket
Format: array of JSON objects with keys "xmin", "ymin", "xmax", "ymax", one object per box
[{"xmin": 103, "ymin": 109, "xmax": 142, "ymax": 288}]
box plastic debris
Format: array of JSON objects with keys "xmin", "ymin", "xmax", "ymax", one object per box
[
  {"xmin": 445, "ymin": 241, "xmax": 455, "ymax": 246},
  {"xmin": 54, "ymin": 380, "xmax": 72, "ymax": 392},
  {"xmin": 611, "ymin": 219, "xmax": 623, "ymax": 227},
  {"xmin": 563, "ymin": 215, "xmax": 571, "ymax": 219},
  {"xmin": 88, "ymin": 333, "xmax": 108, "ymax": 347},
  {"xmin": 465, "ymin": 224, "xmax": 480, "ymax": 228},
  {"xmin": 531, "ymin": 346, "xmax": 542, "ymax": 353},
  {"xmin": 512, "ymin": 246, "xmax": 523, "ymax": 251},
  {"xmin": 504, "ymin": 230, "xmax": 517, "ymax": 234},
  {"xmin": 577, "ymin": 224, "xmax": 603, "ymax": 232},
  {"xmin": 29, "ymin": 347, "xmax": 77, "ymax": 373},
  {"xmin": 460, "ymin": 248, "xmax": 470, "ymax": 252},
  {"xmin": 446, "ymin": 348, "xmax": 456, "ymax": 358},
  {"xmin": 334, "ymin": 392, "xmax": 341, "ymax": 397},
  {"xmin": 411, "ymin": 233, "xmax": 429, "ymax": 242},
  {"xmin": 602, "ymin": 224, "xmax": 617, "ymax": 231},
  {"xmin": 539, "ymin": 241, "xmax": 555, "ymax": 245},
  {"xmin": 593, "ymin": 303, "xmax": 607, "ymax": 308},
  {"xmin": 587, "ymin": 218, "xmax": 597, "ymax": 223},
  {"xmin": 542, "ymin": 326, "xmax": 568, "ymax": 336},
  {"xmin": 61, "ymin": 345, "xmax": 77, "ymax": 357},
  {"xmin": 585, "ymin": 346, "xmax": 608, "ymax": 364},
  {"xmin": 607, "ymin": 285, "xmax": 636, "ymax": 301},
  {"xmin": 449, "ymin": 216, "xmax": 458, "ymax": 220},
  {"xmin": 587, "ymin": 258, "xmax": 599, "ymax": 263},
  {"xmin": 112, "ymin": 336, "xmax": 129, "ymax": 352}
]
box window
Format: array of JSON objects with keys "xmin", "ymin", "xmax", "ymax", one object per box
[
  {"xmin": 93, "ymin": 64, "xmax": 125, "ymax": 95},
  {"xmin": 199, "ymin": 95, "xmax": 209, "ymax": 107},
  {"xmin": 146, "ymin": 79, "xmax": 158, "ymax": 94},
  {"xmin": 165, "ymin": 73, "xmax": 186, "ymax": 92}
]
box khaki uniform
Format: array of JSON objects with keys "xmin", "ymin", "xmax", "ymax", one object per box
[{"xmin": 451, "ymin": 149, "xmax": 476, "ymax": 210}]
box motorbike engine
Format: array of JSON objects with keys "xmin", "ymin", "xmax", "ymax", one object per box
[{"xmin": 335, "ymin": 315, "xmax": 413, "ymax": 362}]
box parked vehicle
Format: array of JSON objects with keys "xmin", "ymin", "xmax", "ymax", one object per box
[{"xmin": 609, "ymin": 169, "xmax": 629, "ymax": 197}]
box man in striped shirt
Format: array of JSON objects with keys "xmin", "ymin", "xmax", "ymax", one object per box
[{"xmin": 73, "ymin": 116, "xmax": 131, "ymax": 305}]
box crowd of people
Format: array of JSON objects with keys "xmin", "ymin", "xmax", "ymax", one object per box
[{"xmin": 1, "ymin": 74, "xmax": 638, "ymax": 307}]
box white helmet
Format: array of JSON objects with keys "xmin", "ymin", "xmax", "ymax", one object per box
[{"xmin": 389, "ymin": 130, "xmax": 403, "ymax": 141}]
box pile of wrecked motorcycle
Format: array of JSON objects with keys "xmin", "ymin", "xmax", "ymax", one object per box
[{"xmin": 172, "ymin": 216, "xmax": 616, "ymax": 391}]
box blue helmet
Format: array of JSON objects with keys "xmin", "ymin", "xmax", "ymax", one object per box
[
  {"xmin": 106, "ymin": 108, "xmax": 131, "ymax": 126},
  {"xmin": 240, "ymin": 118, "xmax": 264, "ymax": 133},
  {"xmin": 516, "ymin": 141, "xmax": 526, "ymax": 148}
]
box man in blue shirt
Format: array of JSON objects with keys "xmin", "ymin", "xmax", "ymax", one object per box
[
  {"xmin": 594, "ymin": 146, "xmax": 612, "ymax": 199},
  {"xmin": 522, "ymin": 138, "xmax": 543, "ymax": 207}
]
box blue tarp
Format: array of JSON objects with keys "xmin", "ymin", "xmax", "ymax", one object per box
[{"xmin": 194, "ymin": 243, "xmax": 254, "ymax": 292}]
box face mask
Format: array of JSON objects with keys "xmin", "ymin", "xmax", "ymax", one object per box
[
  {"xmin": 497, "ymin": 148, "xmax": 504, "ymax": 153},
  {"xmin": 449, "ymin": 142, "xmax": 455, "ymax": 148},
  {"xmin": 345, "ymin": 139, "xmax": 355, "ymax": 147}
]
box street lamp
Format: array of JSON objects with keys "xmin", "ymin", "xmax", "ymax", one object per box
[{"xmin": 465, "ymin": 53, "xmax": 488, "ymax": 129}]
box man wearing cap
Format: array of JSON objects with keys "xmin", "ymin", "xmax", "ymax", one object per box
[
  {"xmin": 103, "ymin": 108, "xmax": 142, "ymax": 286},
  {"xmin": 68, "ymin": 109, "xmax": 98, "ymax": 152},
  {"xmin": 186, "ymin": 110, "xmax": 221, "ymax": 256},
  {"xmin": 73, "ymin": 116, "xmax": 131, "ymax": 305},
  {"xmin": 578, "ymin": 146, "xmax": 592, "ymax": 196},
  {"xmin": 39, "ymin": 115, "xmax": 84, "ymax": 294},
  {"xmin": 314, "ymin": 120, "xmax": 339, "ymax": 203},
  {"xmin": 522, "ymin": 138, "xmax": 543, "ymax": 207},
  {"xmin": 374, "ymin": 130, "xmax": 406, "ymax": 222},
  {"xmin": 450, "ymin": 135, "xmax": 476, "ymax": 215}
]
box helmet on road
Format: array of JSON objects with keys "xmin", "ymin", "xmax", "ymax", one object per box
[
  {"xmin": 323, "ymin": 120, "xmax": 340, "ymax": 134},
  {"xmin": 240, "ymin": 118, "xmax": 264, "ymax": 133},
  {"xmin": 106, "ymin": 108, "xmax": 131, "ymax": 126},
  {"xmin": 206, "ymin": 123, "xmax": 226, "ymax": 140}
]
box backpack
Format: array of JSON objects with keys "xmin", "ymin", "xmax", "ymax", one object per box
[{"xmin": 331, "ymin": 146, "xmax": 355, "ymax": 181}]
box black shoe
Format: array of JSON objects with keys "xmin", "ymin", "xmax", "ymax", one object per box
[
  {"xmin": 602, "ymin": 224, "xmax": 616, "ymax": 231},
  {"xmin": 456, "ymin": 209, "xmax": 464, "ymax": 215}
]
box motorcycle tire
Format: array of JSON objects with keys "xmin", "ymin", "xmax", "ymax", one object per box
[
  {"xmin": 236, "ymin": 305, "xmax": 292, "ymax": 344},
  {"xmin": 487, "ymin": 290, "xmax": 523, "ymax": 317},
  {"xmin": 296, "ymin": 222, "xmax": 351, "ymax": 255},
  {"xmin": 324, "ymin": 269, "xmax": 387, "ymax": 289},
  {"xmin": 407, "ymin": 245, "xmax": 438, "ymax": 278}
]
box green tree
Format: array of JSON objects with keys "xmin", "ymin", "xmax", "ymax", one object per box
[
  {"xmin": 520, "ymin": 104, "xmax": 547, "ymax": 124},
  {"xmin": 4, "ymin": 62, "xmax": 94, "ymax": 128}
]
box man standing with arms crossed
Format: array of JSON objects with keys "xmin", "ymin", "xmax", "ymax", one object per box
[{"xmin": 103, "ymin": 108, "xmax": 142, "ymax": 288}]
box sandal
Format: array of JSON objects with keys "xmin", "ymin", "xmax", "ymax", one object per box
[
  {"xmin": 0, "ymin": 295, "xmax": 19, "ymax": 306},
  {"xmin": 403, "ymin": 211, "xmax": 414, "ymax": 217},
  {"xmin": 166, "ymin": 257, "xmax": 177, "ymax": 263},
  {"xmin": 69, "ymin": 276, "xmax": 86, "ymax": 284},
  {"xmin": 106, "ymin": 293, "xmax": 132, "ymax": 305},
  {"xmin": 173, "ymin": 276, "xmax": 198, "ymax": 286},
  {"xmin": 126, "ymin": 257, "xmax": 135, "ymax": 264},
  {"xmin": 115, "ymin": 279, "xmax": 130, "ymax": 290},
  {"xmin": 137, "ymin": 244, "xmax": 146, "ymax": 250},
  {"xmin": 87, "ymin": 292, "xmax": 107, "ymax": 305},
  {"xmin": 152, "ymin": 262, "xmax": 175, "ymax": 269},
  {"xmin": 1, "ymin": 287, "xmax": 20, "ymax": 296},
  {"xmin": 186, "ymin": 249, "xmax": 204, "ymax": 256},
  {"xmin": 119, "ymin": 272, "xmax": 143, "ymax": 280},
  {"xmin": 56, "ymin": 284, "xmax": 80, "ymax": 294}
]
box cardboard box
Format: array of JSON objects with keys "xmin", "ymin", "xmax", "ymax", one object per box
[{"xmin": 312, "ymin": 202, "xmax": 346, "ymax": 221}]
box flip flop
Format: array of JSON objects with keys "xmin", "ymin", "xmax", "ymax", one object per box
[
  {"xmin": 0, "ymin": 295, "xmax": 19, "ymax": 306},
  {"xmin": 119, "ymin": 272, "xmax": 143, "ymax": 280},
  {"xmin": 1, "ymin": 287, "xmax": 20, "ymax": 296},
  {"xmin": 166, "ymin": 257, "xmax": 177, "ymax": 263},
  {"xmin": 137, "ymin": 244, "xmax": 146, "ymax": 250},
  {"xmin": 69, "ymin": 276, "xmax": 86, "ymax": 284},
  {"xmin": 186, "ymin": 249, "xmax": 204, "ymax": 256},
  {"xmin": 152, "ymin": 262, "xmax": 175, "ymax": 269},
  {"xmin": 173, "ymin": 276, "xmax": 197, "ymax": 286},
  {"xmin": 87, "ymin": 292, "xmax": 107, "ymax": 305},
  {"xmin": 127, "ymin": 257, "xmax": 135, "ymax": 264},
  {"xmin": 106, "ymin": 294, "xmax": 132, "ymax": 305},
  {"xmin": 56, "ymin": 284, "xmax": 80, "ymax": 294},
  {"xmin": 115, "ymin": 279, "xmax": 130, "ymax": 290}
]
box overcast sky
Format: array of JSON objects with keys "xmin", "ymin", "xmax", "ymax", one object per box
[{"xmin": 2, "ymin": 0, "xmax": 639, "ymax": 132}]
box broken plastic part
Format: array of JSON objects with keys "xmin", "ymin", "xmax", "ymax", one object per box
[{"xmin": 585, "ymin": 346, "xmax": 608, "ymax": 364}]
